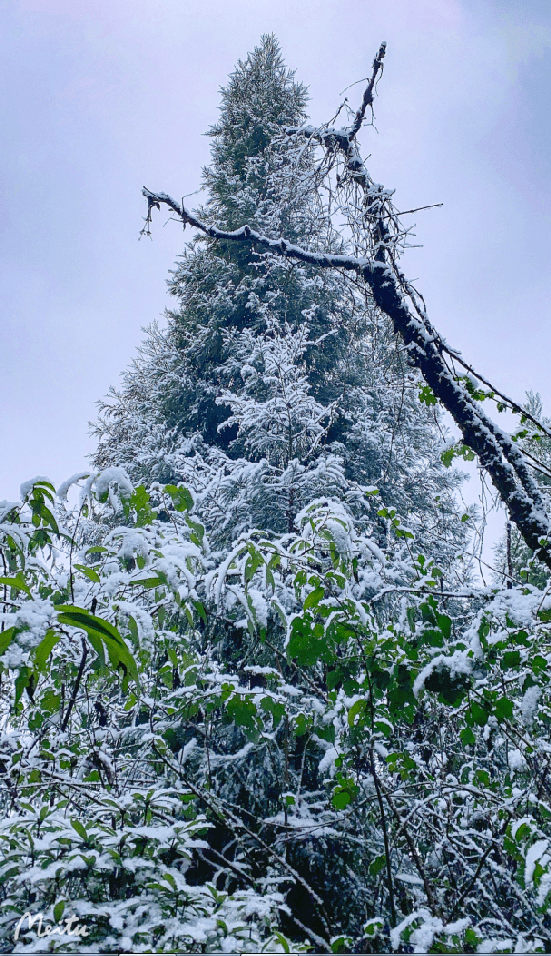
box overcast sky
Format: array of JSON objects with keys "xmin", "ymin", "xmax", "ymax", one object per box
[{"xmin": 1, "ymin": 0, "xmax": 550, "ymax": 559}]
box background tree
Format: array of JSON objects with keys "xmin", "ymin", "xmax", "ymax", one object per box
[{"xmin": 93, "ymin": 35, "xmax": 466, "ymax": 566}]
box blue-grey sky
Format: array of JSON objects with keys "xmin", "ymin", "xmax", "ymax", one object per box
[{"xmin": 1, "ymin": 0, "xmax": 550, "ymax": 523}]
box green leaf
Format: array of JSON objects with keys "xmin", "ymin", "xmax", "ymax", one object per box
[
  {"xmin": 244, "ymin": 548, "xmax": 261, "ymax": 583},
  {"xmin": 424, "ymin": 668, "xmax": 470, "ymax": 707},
  {"xmin": 294, "ymin": 713, "xmax": 310, "ymax": 736},
  {"xmin": 464, "ymin": 928, "xmax": 482, "ymax": 948},
  {"xmin": 34, "ymin": 629, "xmax": 61, "ymax": 672},
  {"xmin": 84, "ymin": 770, "xmax": 100, "ymax": 783},
  {"xmin": 419, "ymin": 384, "xmax": 437, "ymax": 406},
  {"xmin": 502, "ymin": 650, "xmax": 521, "ymax": 670},
  {"xmin": 316, "ymin": 723, "xmax": 336, "ymax": 744},
  {"xmin": 74, "ymin": 563, "xmax": 100, "ymax": 583},
  {"xmin": 57, "ymin": 606, "xmax": 139, "ymax": 684},
  {"xmin": 130, "ymin": 575, "xmax": 165, "ymax": 591},
  {"xmin": 272, "ymin": 931, "xmax": 291, "ymax": 953},
  {"xmin": 0, "ymin": 575, "xmax": 31, "ymax": 596},
  {"xmin": 494, "ymin": 697, "xmax": 514, "ymax": 721},
  {"xmin": 226, "ymin": 695, "xmax": 257, "ymax": 730},
  {"xmin": 70, "ymin": 819, "xmax": 88, "ymax": 841},
  {"xmin": 470, "ymin": 702, "xmax": 489, "ymax": 726},
  {"xmin": 331, "ymin": 936, "xmax": 353, "ymax": 953},
  {"xmin": 474, "ymin": 768, "xmax": 491, "ymax": 788},
  {"xmin": 287, "ymin": 617, "xmax": 329, "ymax": 666},
  {"xmin": 193, "ymin": 600, "xmax": 207, "ymax": 624},
  {"xmin": 127, "ymin": 615, "xmax": 139, "ymax": 644},
  {"xmin": 532, "ymin": 655, "xmax": 548, "ymax": 673},
  {"xmin": 304, "ymin": 586, "xmax": 324, "ymax": 610},
  {"xmin": 129, "ymin": 484, "xmax": 155, "ymax": 526},
  {"xmin": 0, "ymin": 625, "xmax": 17, "ymax": 657},
  {"xmin": 326, "ymin": 669, "xmax": 341, "ymax": 691},
  {"xmin": 53, "ymin": 900, "xmax": 66, "ymax": 923},
  {"xmin": 41, "ymin": 688, "xmax": 60, "ymax": 714},
  {"xmin": 364, "ymin": 918, "xmax": 384, "ymax": 938},
  {"xmin": 441, "ymin": 443, "xmax": 475, "ymax": 467},
  {"xmin": 261, "ymin": 697, "xmax": 285, "ymax": 727},
  {"xmin": 14, "ymin": 666, "xmax": 34, "ymax": 709},
  {"xmin": 164, "ymin": 484, "xmax": 193, "ymax": 512},
  {"xmin": 369, "ymin": 854, "xmax": 387, "ymax": 876},
  {"xmin": 435, "ymin": 611, "xmax": 452, "ymax": 641},
  {"xmin": 348, "ymin": 699, "xmax": 366, "ymax": 727},
  {"xmin": 332, "ymin": 788, "xmax": 353, "ymax": 809},
  {"xmin": 374, "ymin": 718, "xmax": 394, "ymax": 738},
  {"xmin": 38, "ymin": 503, "xmax": 60, "ymax": 535},
  {"xmin": 387, "ymin": 663, "xmax": 416, "ymax": 716}
]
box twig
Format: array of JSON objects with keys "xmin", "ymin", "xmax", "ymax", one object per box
[{"xmin": 61, "ymin": 637, "xmax": 88, "ymax": 732}]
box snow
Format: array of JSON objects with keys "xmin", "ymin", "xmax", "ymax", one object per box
[
  {"xmin": 521, "ymin": 685, "xmax": 541, "ymax": 725},
  {"xmin": 524, "ymin": 839, "xmax": 549, "ymax": 886},
  {"xmin": 508, "ymin": 748, "xmax": 526, "ymax": 772},
  {"xmin": 19, "ymin": 476, "xmax": 51, "ymax": 500},
  {"xmin": 94, "ymin": 466, "xmax": 133, "ymax": 498},
  {"xmin": 7, "ymin": 43, "xmax": 551, "ymax": 956},
  {"xmin": 178, "ymin": 737, "xmax": 197, "ymax": 764},
  {"xmin": 413, "ymin": 649, "xmax": 473, "ymax": 698},
  {"xmin": 247, "ymin": 588, "xmax": 268, "ymax": 627},
  {"xmin": 318, "ymin": 746, "xmax": 338, "ymax": 776},
  {"xmin": 57, "ymin": 472, "xmax": 91, "ymax": 501},
  {"xmin": 395, "ymin": 871, "xmax": 424, "ymax": 886}
]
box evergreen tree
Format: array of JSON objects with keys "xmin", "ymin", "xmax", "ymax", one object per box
[{"xmin": 93, "ymin": 35, "xmax": 465, "ymax": 565}]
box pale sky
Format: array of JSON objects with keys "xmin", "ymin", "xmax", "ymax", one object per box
[{"xmin": 1, "ymin": 0, "xmax": 550, "ymax": 546}]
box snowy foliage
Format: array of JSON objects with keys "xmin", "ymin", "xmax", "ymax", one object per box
[
  {"xmin": 2, "ymin": 473, "xmax": 551, "ymax": 953},
  {"xmin": 7, "ymin": 33, "xmax": 551, "ymax": 956}
]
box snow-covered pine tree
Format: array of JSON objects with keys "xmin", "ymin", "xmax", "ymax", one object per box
[
  {"xmin": 94, "ymin": 35, "xmax": 346, "ymax": 464},
  {"xmin": 93, "ymin": 35, "xmax": 465, "ymax": 567}
]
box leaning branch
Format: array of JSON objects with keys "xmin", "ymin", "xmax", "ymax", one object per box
[{"xmin": 141, "ymin": 186, "xmax": 551, "ymax": 569}]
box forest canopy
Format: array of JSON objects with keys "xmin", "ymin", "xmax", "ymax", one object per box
[{"xmin": 2, "ymin": 36, "xmax": 551, "ymax": 955}]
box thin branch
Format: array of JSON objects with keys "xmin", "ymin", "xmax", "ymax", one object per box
[
  {"xmin": 370, "ymin": 743, "xmax": 396, "ymax": 926},
  {"xmin": 152, "ymin": 744, "xmax": 333, "ymax": 950},
  {"xmin": 397, "ymin": 203, "xmax": 444, "ymax": 216},
  {"xmin": 60, "ymin": 637, "xmax": 88, "ymax": 733},
  {"xmin": 379, "ymin": 781, "xmax": 441, "ymax": 916},
  {"xmin": 444, "ymin": 349, "xmax": 551, "ymax": 442}
]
